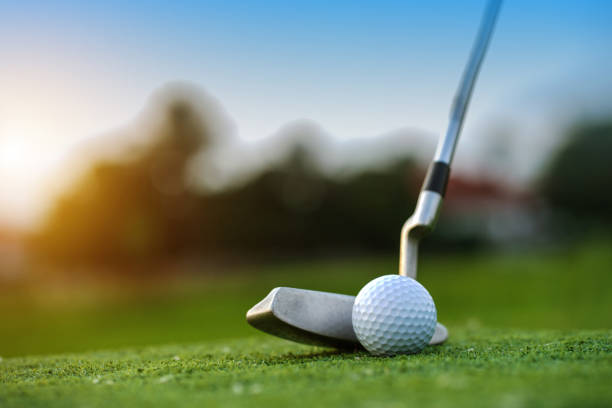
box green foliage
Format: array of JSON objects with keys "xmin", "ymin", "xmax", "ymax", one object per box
[
  {"xmin": 1, "ymin": 330, "xmax": 610, "ymax": 408},
  {"xmin": 199, "ymin": 154, "xmax": 419, "ymax": 254},
  {"xmin": 540, "ymin": 121, "xmax": 612, "ymax": 223}
]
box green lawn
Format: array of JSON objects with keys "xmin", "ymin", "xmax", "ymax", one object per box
[
  {"xmin": 1, "ymin": 329, "xmax": 610, "ymax": 407},
  {"xmin": 1, "ymin": 240, "xmax": 611, "ymax": 357},
  {"xmin": 0, "ymin": 241, "xmax": 611, "ymax": 406}
]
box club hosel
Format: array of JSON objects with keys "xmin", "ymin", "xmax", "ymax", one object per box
[
  {"xmin": 401, "ymin": 190, "xmax": 444, "ymax": 241},
  {"xmin": 399, "ymin": 190, "xmax": 444, "ymax": 279}
]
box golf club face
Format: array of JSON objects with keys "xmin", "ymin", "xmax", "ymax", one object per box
[
  {"xmin": 247, "ymin": 287, "xmax": 358, "ymax": 349},
  {"xmin": 246, "ymin": 287, "xmax": 448, "ymax": 349}
]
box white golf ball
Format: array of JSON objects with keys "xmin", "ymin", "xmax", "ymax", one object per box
[{"xmin": 352, "ymin": 275, "xmax": 437, "ymax": 355}]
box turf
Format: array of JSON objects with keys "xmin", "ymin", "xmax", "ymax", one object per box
[
  {"xmin": 1, "ymin": 240, "xmax": 611, "ymax": 357},
  {"xmin": 1, "ymin": 329, "xmax": 610, "ymax": 408},
  {"xmin": 1, "ymin": 241, "xmax": 611, "ymax": 406}
]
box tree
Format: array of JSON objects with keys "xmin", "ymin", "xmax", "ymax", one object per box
[
  {"xmin": 540, "ymin": 121, "xmax": 612, "ymax": 223},
  {"xmin": 32, "ymin": 98, "xmax": 211, "ymax": 263}
]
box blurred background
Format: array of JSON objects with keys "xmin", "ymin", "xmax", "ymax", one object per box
[{"xmin": 1, "ymin": 0, "xmax": 611, "ymax": 357}]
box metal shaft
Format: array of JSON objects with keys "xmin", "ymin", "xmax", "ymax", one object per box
[
  {"xmin": 400, "ymin": 0, "xmax": 502, "ymax": 278},
  {"xmin": 434, "ymin": 0, "xmax": 503, "ymax": 165}
]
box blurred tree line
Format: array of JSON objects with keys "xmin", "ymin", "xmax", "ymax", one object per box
[
  {"xmin": 30, "ymin": 97, "xmax": 421, "ymax": 264},
  {"xmin": 540, "ymin": 121, "xmax": 612, "ymax": 225},
  {"xmin": 30, "ymin": 91, "xmax": 612, "ymax": 266}
]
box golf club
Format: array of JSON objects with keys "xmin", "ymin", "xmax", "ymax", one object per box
[{"xmin": 247, "ymin": 0, "xmax": 502, "ymax": 349}]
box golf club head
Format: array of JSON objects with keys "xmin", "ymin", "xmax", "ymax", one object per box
[{"xmin": 246, "ymin": 287, "xmax": 448, "ymax": 349}]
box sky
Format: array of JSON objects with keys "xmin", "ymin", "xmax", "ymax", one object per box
[{"xmin": 1, "ymin": 0, "xmax": 612, "ymax": 228}]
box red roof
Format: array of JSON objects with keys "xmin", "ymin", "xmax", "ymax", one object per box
[{"xmin": 443, "ymin": 175, "xmax": 535, "ymax": 213}]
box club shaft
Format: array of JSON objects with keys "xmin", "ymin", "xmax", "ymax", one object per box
[
  {"xmin": 433, "ymin": 0, "xmax": 502, "ymax": 167},
  {"xmin": 400, "ymin": 0, "xmax": 502, "ymax": 279},
  {"xmin": 418, "ymin": 0, "xmax": 502, "ymax": 202}
]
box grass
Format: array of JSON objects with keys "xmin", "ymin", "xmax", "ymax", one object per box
[
  {"xmin": 1, "ymin": 240, "xmax": 611, "ymax": 357},
  {"xmin": 0, "ymin": 240, "xmax": 611, "ymax": 406},
  {"xmin": 1, "ymin": 329, "xmax": 610, "ymax": 407}
]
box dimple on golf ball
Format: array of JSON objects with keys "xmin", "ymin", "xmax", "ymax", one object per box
[{"xmin": 352, "ymin": 275, "xmax": 437, "ymax": 355}]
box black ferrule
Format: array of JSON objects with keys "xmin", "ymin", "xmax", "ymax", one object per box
[{"xmin": 422, "ymin": 161, "xmax": 450, "ymax": 196}]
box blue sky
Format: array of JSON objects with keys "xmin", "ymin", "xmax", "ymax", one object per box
[{"xmin": 1, "ymin": 0, "xmax": 612, "ymax": 226}]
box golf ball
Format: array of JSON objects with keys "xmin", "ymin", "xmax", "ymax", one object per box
[{"xmin": 352, "ymin": 275, "xmax": 437, "ymax": 355}]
